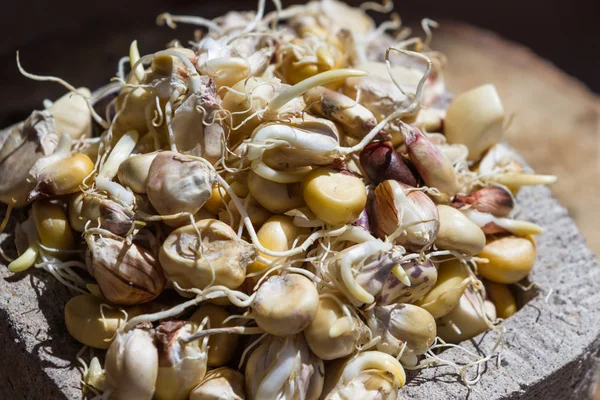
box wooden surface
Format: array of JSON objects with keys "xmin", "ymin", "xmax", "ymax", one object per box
[{"xmin": 432, "ymin": 22, "xmax": 600, "ymax": 256}]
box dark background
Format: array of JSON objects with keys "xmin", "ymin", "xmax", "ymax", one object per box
[{"xmin": 1, "ymin": 0, "xmax": 598, "ymax": 128}]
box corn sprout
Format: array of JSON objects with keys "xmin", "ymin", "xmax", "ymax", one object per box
[{"xmin": 2, "ymin": 1, "xmax": 557, "ymax": 399}]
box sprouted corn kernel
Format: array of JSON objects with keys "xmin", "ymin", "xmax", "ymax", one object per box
[{"xmin": 4, "ymin": 1, "xmax": 557, "ymax": 398}]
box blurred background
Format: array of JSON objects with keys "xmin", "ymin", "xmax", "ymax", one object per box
[{"xmin": 1, "ymin": 0, "xmax": 598, "ymax": 255}]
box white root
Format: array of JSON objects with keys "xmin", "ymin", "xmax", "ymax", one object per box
[
  {"xmin": 129, "ymin": 41, "xmax": 145, "ymax": 82},
  {"xmin": 156, "ymin": 13, "xmax": 224, "ymax": 36},
  {"xmin": 16, "ymin": 52, "xmax": 109, "ymax": 129}
]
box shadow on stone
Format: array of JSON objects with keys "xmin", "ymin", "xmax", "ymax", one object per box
[{"xmin": 0, "ymin": 204, "xmax": 82, "ymax": 399}]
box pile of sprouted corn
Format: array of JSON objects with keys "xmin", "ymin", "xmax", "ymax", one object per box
[{"xmin": 0, "ymin": 0, "xmax": 558, "ymax": 399}]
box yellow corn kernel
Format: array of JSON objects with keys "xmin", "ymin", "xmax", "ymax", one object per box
[
  {"xmin": 65, "ymin": 294, "xmax": 158, "ymax": 349},
  {"xmin": 30, "ymin": 153, "xmax": 95, "ymax": 201},
  {"xmin": 316, "ymin": 46, "xmax": 335, "ymax": 70},
  {"xmin": 135, "ymin": 132, "xmax": 157, "ymax": 153},
  {"xmin": 117, "ymin": 152, "xmax": 157, "ymax": 194},
  {"xmin": 190, "ymin": 305, "xmax": 238, "ymax": 367},
  {"xmin": 302, "ymin": 167, "xmax": 367, "ymax": 226},
  {"xmin": 151, "ymin": 48, "xmax": 195, "ymax": 76},
  {"xmin": 230, "ymin": 180, "xmax": 249, "ymax": 198},
  {"xmin": 247, "ymin": 172, "xmax": 305, "ymax": 214},
  {"xmin": 435, "ymin": 205, "xmax": 486, "ymax": 256},
  {"xmin": 114, "ymin": 87, "xmax": 152, "ymax": 136},
  {"xmin": 203, "ymin": 184, "xmax": 230, "ymax": 215},
  {"xmin": 477, "ymin": 236, "xmax": 536, "ymax": 284},
  {"xmin": 414, "ymin": 260, "xmax": 470, "ymax": 318},
  {"xmin": 68, "ymin": 192, "xmax": 101, "ymax": 233},
  {"xmin": 248, "ymin": 215, "xmax": 309, "ymax": 274},
  {"xmin": 444, "ymin": 84, "xmax": 505, "ymax": 161},
  {"xmin": 282, "ymin": 57, "xmax": 320, "ymax": 85},
  {"xmin": 485, "ymin": 281, "xmax": 517, "ymax": 319},
  {"xmin": 65, "ymin": 294, "xmax": 129, "ymax": 349},
  {"xmin": 32, "ymin": 200, "xmax": 75, "ymax": 253}
]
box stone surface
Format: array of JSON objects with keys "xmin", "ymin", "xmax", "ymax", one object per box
[
  {"xmin": 0, "ymin": 209, "xmax": 82, "ymax": 400},
  {"xmin": 1, "ymin": 146, "xmax": 599, "ymax": 399}
]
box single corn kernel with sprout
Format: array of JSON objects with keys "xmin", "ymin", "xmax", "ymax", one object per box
[
  {"xmin": 114, "ymin": 87, "xmax": 153, "ymax": 136},
  {"xmin": 401, "ymin": 123, "xmax": 460, "ymax": 197},
  {"xmin": 302, "ymin": 167, "xmax": 367, "ymax": 226},
  {"xmin": 324, "ymin": 351, "xmax": 406, "ymax": 399},
  {"xmin": 68, "ymin": 192, "xmax": 101, "ymax": 232},
  {"xmin": 377, "ymin": 259, "xmax": 438, "ymax": 305},
  {"xmin": 452, "ymin": 186, "xmax": 514, "ymax": 218},
  {"xmin": 159, "ymin": 219, "xmax": 255, "ymax": 290},
  {"xmin": 66, "ymin": 294, "xmax": 168, "ymax": 349},
  {"xmin": 117, "ymin": 152, "xmax": 158, "ymax": 194},
  {"xmin": 245, "ymin": 334, "xmax": 324, "ymax": 400},
  {"xmin": 304, "ymin": 296, "xmax": 364, "ymax": 360},
  {"xmin": 304, "ymin": 86, "xmax": 377, "ymax": 139},
  {"xmin": 31, "ymin": 200, "xmax": 75, "ymax": 255},
  {"xmin": 247, "ymin": 171, "xmax": 305, "ymax": 214},
  {"xmin": 359, "ymin": 140, "xmax": 417, "ymax": 186},
  {"xmin": 86, "ymin": 235, "xmax": 166, "ymax": 305},
  {"xmin": 367, "ymin": 303, "xmax": 437, "ymax": 365},
  {"xmin": 146, "ymin": 151, "xmax": 215, "ymax": 216},
  {"xmin": 328, "ymin": 239, "xmax": 397, "ymax": 306},
  {"xmin": 0, "ymin": 110, "xmax": 58, "ymax": 207},
  {"xmin": 28, "ymin": 153, "xmax": 95, "ymax": 202},
  {"xmin": 64, "ymin": 294, "xmax": 155, "ymax": 349},
  {"xmin": 251, "ymin": 273, "xmax": 320, "ymax": 336},
  {"xmin": 151, "ymin": 48, "xmax": 196, "ymax": 77},
  {"xmin": 221, "ymin": 77, "xmax": 280, "ymax": 144},
  {"xmin": 371, "ymin": 180, "xmax": 439, "ymax": 248},
  {"xmin": 49, "ymin": 88, "xmax": 92, "ymax": 140},
  {"xmin": 64, "ymin": 294, "xmax": 126, "ymax": 350}
]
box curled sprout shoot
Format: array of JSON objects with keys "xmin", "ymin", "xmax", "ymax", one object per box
[
  {"xmin": 16, "ymin": 52, "xmax": 109, "ymax": 129},
  {"xmin": 266, "ymin": 68, "xmax": 367, "ymax": 115}
]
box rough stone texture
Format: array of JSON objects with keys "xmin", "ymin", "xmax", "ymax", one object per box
[
  {"xmin": 1, "ymin": 176, "xmax": 599, "ymax": 399},
  {"xmin": 0, "ymin": 210, "xmax": 82, "ymax": 400}
]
